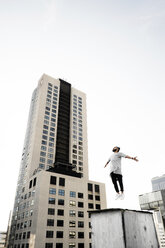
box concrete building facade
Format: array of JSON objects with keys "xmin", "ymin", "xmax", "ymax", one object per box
[
  {"xmin": 0, "ymin": 232, "xmax": 7, "ymax": 248},
  {"xmin": 7, "ymin": 74, "xmax": 107, "ymax": 248},
  {"xmin": 152, "ymin": 175, "xmax": 165, "ymax": 192},
  {"xmin": 90, "ymin": 209, "xmax": 159, "ymax": 248},
  {"xmin": 139, "ymin": 189, "xmax": 165, "ymax": 247}
]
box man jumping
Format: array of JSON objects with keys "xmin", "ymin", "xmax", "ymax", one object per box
[{"xmin": 104, "ymin": 146, "xmax": 138, "ymax": 200}]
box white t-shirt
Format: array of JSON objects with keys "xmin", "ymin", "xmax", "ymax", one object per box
[{"xmin": 108, "ymin": 152, "xmax": 126, "ymax": 175}]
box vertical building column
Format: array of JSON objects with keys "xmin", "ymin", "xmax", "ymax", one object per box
[{"xmin": 55, "ymin": 79, "xmax": 71, "ymax": 164}]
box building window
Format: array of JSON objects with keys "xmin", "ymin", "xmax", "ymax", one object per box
[
  {"xmin": 59, "ymin": 178, "xmax": 65, "ymax": 186},
  {"xmin": 29, "ymin": 180, "xmax": 32, "ymax": 189},
  {"xmin": 78, "ymin": 193, "xmax": 83, "ymax": 198},
  {"xmin": 48, "ymin": 147, "xmax": 54, "ymax": 153},
  {"xmin": 42, "ymin": 135, "xmax": 48, "ymax": 140},
  {"xmin": 47, "ymin": 219, "xmax": 54, "ymax": 226},
  {"xmin": 40, "ymin": 152, "xmax": 46, "ymax": 157},
  {"xmin": 50, "ymin": 132, "xmax": 55, "ymax": 137},
  {"xmin": 45, "ymin": 243, "xmax": 53, "ymax": 248},
  {"xmin": 88, "ymin": 203, "xmax": 93, "ymax": 209},
  {"xmin": 48, "ymin": 153, "xmax": 53, "ymax": 158},
  {"xmin": 95, "ymin": 195, "xmax": 100, "ymax": 201},
  {"xmin": 56, "ymin": 244, "xmax": 63, "ymax": 248},
  {"xmin": 78, "ymin": 232, "xmax": 84, "ymax": 238},
  {"xmin": 88, "ymin": 194, "xmax": 93, "ymax": 200},
  {"xmin": 58, "ymin": 199, "xmax": 64, "ymax": 205},
  {"xmin": 48, "ymin": 198, "xmax": 55, "ymax": 205},
  {"xmin": 52, "ymin": 108, "xmax": 56, "ymax": 113},
  {"xmin": 49, "ymin": 137, "xmax": 54, "ymax": 142},
  {"xmin": 70, "ymin": 191, "xmax": 76, "ymax": 198},
  {"xmin": 51, "ymin": 118, "xmax": 56, "ymax": 123},
  {"xmin": 39, "ymin": 163, "xmax": 45, "ymax": 169},
  {"xmin": 88, "ymin": 183, "xmax": 93, "ymax": 191},
  {"xmin": 48, "ymin": 208, "xmax": 55, "ymax": 215},
  {"xmin": 72, "ymin": 160, "xmax": 77, "ymax": 165},
  {"xmin": 69, "ymin": 221, "xmax": 76, "ymax": 227},
  {"xmin": 58, "ymin": 189, "xmax": 65, "ymax": 196},
  {"xmin": 41, "ymin": 145, "xmax": 47, "ymax": 151},
  {"xmin": 78, "ymin": 221, "xmax": 84, "ymax": 228},
  {"xmin": 30, "ymin": 210, "xmax": 33, "ymax": 216},
  {"xmin": 50, "ymin": 176, "xmax": 56, "ymax": 185},
  {"xmin": 78, "ymin": 202, "xmax": 84, "ymax": 208},
  {"xmin": 57, "ymin": 209, "xmax": 64, "ymax": 216},
  {"xmin": 44, "ymin": 120, "xmax": 49, "ymax": 125},
  {"xmin": 50, "ymin": 127, "xmax": 55, "ymax": 132},
  {"xmin": 33, "ymin": 178, "xmax": 37, "ymax": 187},
  {"xmin": 49, "ymin": 142, "xmax": 54, "ymax": 147},
  {"xmin": 69, "ymin": 244, "xmax": 76, "ymax": 248},
  {"xmin": 96, "ymin": 204, "xmax": 101, "ymax": 210},
  {"xmin": 49, "ymin": 188, "xmax": 56, "ymax": 195},
  {"xmin": 51, "ymin": 122, "xmax": 55, "ymax": 127},
  {"xmin": 44, "ymin": 123, "xmax": 49, "ymax": 130},
  {"xmin": 78, "ymin": 211, "xmax": 84, "ymax": 218},
  {"xmin": 70, "ymin": 201, "xmax": 76, "ymax": 207},
  {"xmin": 46, "ymin": 231, "xmax": 54, "ymax": 238},
  {"xmin": 57, "ymin": 220, "xmax": 64, "ymax": 227},
  {"xmin": 44, "ymin": 115, "xmax": 49, "ymax": 120},
  {"xmin": 43, "ymin": 129, "xmax": 48, "ymax": 135},
  {"xmin": 40, "ymin": 157, "xmax": 46, "ymax": 163},
  {"xmin": 56, "ymin": 231, "xmax": 63, "ymax": 238},
  {"xmin": 69, "ymin": 210, "xmax": 76, "ymax": 217},
  {"xmin": 69, "ymin": 231, "xmax": 76, "ymax": 239},
  {"xmin": 23, "ymin": 232, "xmax": 26, "ymax": 239},
  {"xmin": 46, "ymin": 106, "xmax": 50, "ymax": 111},
  {"xmin": 95, "ymin": 184, "xmax": 100, "ymax": 193},
  {"xmin": 28, "ymin": 220, "xmax": 32, "ymax": 227},
  {"xmin": 78, "ymin": 244, "xmax": 84, "ymax": 248}
]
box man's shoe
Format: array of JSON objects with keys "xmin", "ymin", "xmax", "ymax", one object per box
[
  {"xmin": 120, "ymin": 193, "xmax": 125, "ymax": 200},
  {"xmin": 115, "ymin": 193, "xmax": 121, "ymax": 200}
]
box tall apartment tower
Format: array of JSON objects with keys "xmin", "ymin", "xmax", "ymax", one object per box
[{"xmin": 7, "ymin": 74, "xmax": 107, "ymax": 248}]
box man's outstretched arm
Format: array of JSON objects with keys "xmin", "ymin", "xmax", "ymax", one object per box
[
  {"xmin": 104, "ymin": 160, "xmax": 110, "ymax": 168},
  {"xmin": 125, "ymin": 155, "xmax": 139, "ymax": 162}
]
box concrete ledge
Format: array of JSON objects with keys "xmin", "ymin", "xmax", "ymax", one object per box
[{"xmin": 90, "ymin": 208, "xmax": 159, "ymax": 248}]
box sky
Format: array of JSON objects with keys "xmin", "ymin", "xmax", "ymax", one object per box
[{"xmin": 0, "ymin": 0, "xmax": 165, "ymax": 230}]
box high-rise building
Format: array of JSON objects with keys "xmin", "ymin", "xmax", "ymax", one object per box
[
  {"xmin": 7, "ymin": 74, "xmax": 107, "ymax": 248},
  {"xmin": 152, "ymin": 175, "xmax": 165, "ymax": 192},
  {"xmin": 139, "ymin": 175, "xmax": 165, "ymax": 248}
]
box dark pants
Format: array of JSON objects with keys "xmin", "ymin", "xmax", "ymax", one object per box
[{"xmin": 110, "ymin": 172, "xmax": 124, "ymax": 193}]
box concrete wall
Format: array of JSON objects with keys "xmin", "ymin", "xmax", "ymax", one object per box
[{"xmin": 91, "ymin": 208, "xmax": 159, "ymax": 248}]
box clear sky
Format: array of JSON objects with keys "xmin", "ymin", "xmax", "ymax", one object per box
[{"xmin": 0, "ymin": 0, "xmax": 165, "ymax": 230}]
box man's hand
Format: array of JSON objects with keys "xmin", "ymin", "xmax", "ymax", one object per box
[
  {"xmin": 125, "ymin": 155, "xmax": 139, "ymax": 162},
  {"xmin": 133, "ymin": 157, "xmax": 139, "ymax": 162}
]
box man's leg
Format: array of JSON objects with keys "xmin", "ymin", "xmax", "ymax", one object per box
[
  {"xmin": 110, "ymin": 172, "xmax": 119, "ymax": 193},
  {"xmin": 117, "ymin": 174, "xmax": 124, "ymax": 192}
]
